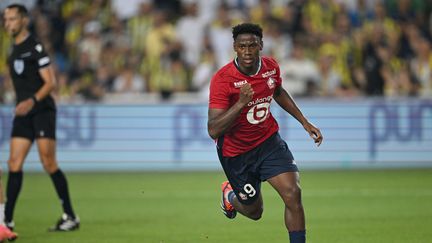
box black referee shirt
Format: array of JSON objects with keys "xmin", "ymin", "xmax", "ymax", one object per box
[{"xmin": 7, "ymin": 35, "xmax": 55, "ymax": 110}]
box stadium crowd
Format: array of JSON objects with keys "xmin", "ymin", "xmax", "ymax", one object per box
[{"xmin": 1, "ymin": 0, "xmax": 432, "ymax": 103}]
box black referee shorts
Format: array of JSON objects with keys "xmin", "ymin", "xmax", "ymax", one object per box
[
  {"xmin": 11, "ymin": 109, "xmax": 56, "ymax": 141},
  {"xmin": 217, "ymin": 132, "xmax": 298, "ymax": 205}
]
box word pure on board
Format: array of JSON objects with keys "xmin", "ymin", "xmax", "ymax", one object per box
[{"xmin": 369, "ymin": 100, "xmax": 432, "ymax": 159}]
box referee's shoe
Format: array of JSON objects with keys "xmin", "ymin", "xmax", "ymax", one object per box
[{"xmin": 49, "ymin": 213, "xmax": 80, "ymax": 232}]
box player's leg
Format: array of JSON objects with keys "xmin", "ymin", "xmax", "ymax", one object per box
[
  {"xmin": 35, "ymin": 138, "xmax": 79, "ymax": 231},
  {"xmin": 218, "ymin": 135, "xmax": 266, "ymax": 220},
  {"xmin": 5, "ymin": 137, "xmax": 32, "ymax": 229},
  {"xmin": 0, "ymin": 178, "xmax": 5, "ymax": 224},
  {"xmin": 0, "ymin": 170, "xmax": 18, "ymax": 241},
  {"xmin": 258, "ymin": 133, "xmax": 305, "ymax": 242},
  {"xmin": 267, "ymin": 171, "xmax": 305, "ymax": 243},
  {"xmin": 36, "ymin": 138, "xmax": 58, "ymax": 173},
  {"xmin": 223, "ymin": 181, "xmax": 263, "ymax": 220}
]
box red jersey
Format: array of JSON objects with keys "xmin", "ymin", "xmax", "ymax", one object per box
[{"xmin": 209, "ymin": 56, "xmax": 282, "ymax": 157}]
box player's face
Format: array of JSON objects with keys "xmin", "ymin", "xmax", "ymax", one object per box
[
  {"xmin": 3, "ymin": 8, "xmax": 27, "ymax": 38},
  {"xmin": 234, "ymin": 34, "xmax": 263, "ymax": 71}
]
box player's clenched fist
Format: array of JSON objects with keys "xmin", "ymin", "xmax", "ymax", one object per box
[{"xmin": 239, "ymin": 83, "xmax": 254, "ymax": 105}]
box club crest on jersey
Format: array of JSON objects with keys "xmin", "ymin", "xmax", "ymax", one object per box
[
  {"xmin": 234, "ymin": 80, "xmax": 248, "ymax": 88},
  {"xmin": 14, "ymin": 59, "xmax": 24, "ymax": 74},
  {"xmin": 267, "ymin": 77, "xmax": 276, "ymax": 89}
]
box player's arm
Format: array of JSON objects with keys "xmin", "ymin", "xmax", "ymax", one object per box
[
  {"xmin": 15, "ymin": 65, "xmax": 56, "ymax": 116},
  {"xmin": 207, "ymin": 83, "xmax": 254, "ymax": 139},
  {"xmin": 273, "ymin": 85, "xmax": 323, "ymax": 146}
]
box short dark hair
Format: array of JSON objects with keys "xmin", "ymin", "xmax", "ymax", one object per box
[
  {"xmin": 232, "ymin": 23, "xmax": 263, "ymax": 40},
  {"xmin": 6, "ymin": 4, "xmax": 29, "ymax": 17}
]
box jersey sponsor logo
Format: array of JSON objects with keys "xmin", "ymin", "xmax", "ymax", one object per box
[
  {"xmin": 267, "ymin": 77, "xmax": 276, "ymax": 89},
  {"xmin": 246, "ymin": 95, "xmax": 273, "ymax": 124},
  {"xmin": 13, "ymin": 59, "xmax": 24, "ymax": 74},
  {"xmin": 247, "ymin": 95, "xmax": 273, "ymax": 107},
  {"xmin": 261, "ymin": 69, "xmax": 276, "ymax": 78},
  {"xmin": 246, "ymin": 102, "xmax": 270, "ymax": 124},
  {"xmin": 233, "ymin": 80, "xmax": 248, "ymax": 88}
]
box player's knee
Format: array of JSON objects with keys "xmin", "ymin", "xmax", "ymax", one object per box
[
  {"xmin": 282, "ymin": 186, "xmax": 302, "ymax": 207},
  {"xmin": 7, "ymin": 157, "xmax": 23, "ymax": 172},
  {"xmin": 247, "ymin": 206, "xmax": 263, "ymax": 221},
  {"xmin": 42, "ymin": 162, "xmax": 58, "ymax": 173},
  {"xmin": 250, "ymin": 210, "xmax": 263, "ymax": 221},
  {"xmin": 41, "ymin": 158, "xmax": 58, "ymax": 173},
  {"xmin": 39, "ymin": 150, "xmax": 54, "ymax": 162}
]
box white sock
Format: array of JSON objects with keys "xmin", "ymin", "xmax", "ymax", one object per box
[{"xmin": 0, "ymin": 203, "xmax": 4, "ymax": 225}]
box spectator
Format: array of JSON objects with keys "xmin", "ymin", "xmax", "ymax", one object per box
[
  {"xmin": 362, "ymin": 23, "xmax": 388, "ymax": 96},
  {"xmin": 112, "ymin": 57, "xmax": 146, "ymax": 94},
  {"xmin": 78, "ymin": 20, "xmax": 103, "ymax": 69},
  {"xmin": 280, "ymin": 39, "xmax": 320, "ymax": 96},
  {"xmin": 176, "ymin": 0, "xmax": 207, "ymax": 69},
  {"xmin": 111, "ymin": 0, "xmax": 148, "ymax": 20},
  {"xmin": 410, "ymin": 36, "xmax": 432, "ymax": 96},
  {"xmin": 191, "ymin": 45, "xmax": 217, "ymax": 100},
  {"xmin": 143, "ymin": 9, "xmax": 178, "ymax": 92},
  {"xmin": 128, "ymin": 1, "xmax": 153, "ymax": 53},
  {"xmin": 208, "ymin": 4, "xmax": 237, "ymax": 68},
  {"xmin": 262, "ymin": 17, "xmax": 292, "ymax": 61},
  {"xmin": 1, "ymin": 0, "xmax": 432, "ymax": 103},
  {"xmin": 347, "ymin": 0, "xmax": 374, "ymax": 28},
  {"xmin": 316, "ymin": 54, "xmax": 345, "ymax": 97}
]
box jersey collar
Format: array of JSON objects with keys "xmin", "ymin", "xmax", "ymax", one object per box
[{"xmin": 234, "ymin": 56, "xmax": 262, "ymax": 77}]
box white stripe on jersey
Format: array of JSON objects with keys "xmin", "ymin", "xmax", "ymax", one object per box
[{"xmin": 38, "ymin": 56, "xmax": 50, "ymax": 66}]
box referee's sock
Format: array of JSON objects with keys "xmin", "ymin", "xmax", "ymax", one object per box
[
  {"xmin": 50, "ymin": 169, "xmax": 76, "ymax": 219},
  {"xmin": 289, "ymin": 230, "xmax": 306, "ymax": 243},
  {"xmin": 5, "ymin": 171, "xmax": 23, "ymax": 223}
]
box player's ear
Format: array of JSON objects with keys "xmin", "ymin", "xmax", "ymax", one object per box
[
  {"xmin": 260, "ymin": 39, "xmax": 263, "ymax": 51},
  {"xmin": 22, "ymin": 15, "xmax": 30, "ymax": 26}
]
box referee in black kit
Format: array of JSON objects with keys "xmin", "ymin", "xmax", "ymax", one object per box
[{"xmin": 3, "ymin": 4, "xmax": 79, "ymax": 232}]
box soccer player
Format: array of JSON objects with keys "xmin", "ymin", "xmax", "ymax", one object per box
[
  {"xmin": 3, "ymin": 4, "xmax": 79, "ymax": 232},
  {"xmin": 207, "ymin": 23, "xmax": 323, "ymax": 243}
]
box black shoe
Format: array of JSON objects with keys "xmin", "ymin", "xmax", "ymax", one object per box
[{"xmin": 48, "ymin": 214, "xmax": 80, "ymax": 232}]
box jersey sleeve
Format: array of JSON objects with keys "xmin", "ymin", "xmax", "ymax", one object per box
[
  {"xmin": 33, "ymin": 42, "xmax": 51, "ymax": 69},
  {"xmin": 209, "ymin": 72, "xmax": 230, "ymax": 109},
  {"xmin": 273, "ymin": 58, "xmax": 283, "ymax": 88}
]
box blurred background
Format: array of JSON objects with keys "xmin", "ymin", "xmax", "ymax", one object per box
[
  {"xmin": 0, "ymin": 0, "xmax": 432, "ymax": 171},
  {"xmin": 1, "ymin": 1, "xmax": 432, "ymax": 242}
]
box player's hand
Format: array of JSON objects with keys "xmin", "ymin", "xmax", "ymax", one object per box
[
  {"xmin": 238, "ymin": 83, "xmax": 254, "ymax": 106},
  {"xmin": 15, "ymin": 98, "xmax": 35, "ymax": 116},
  {"xmin": 303, "ymin": 121, "xmax": 323, "ymax": 147}
]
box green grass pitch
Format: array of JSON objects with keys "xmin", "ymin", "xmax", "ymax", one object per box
[{"xmin": 8, "ymin": 169, "xmax": 432, "ymax": 243}]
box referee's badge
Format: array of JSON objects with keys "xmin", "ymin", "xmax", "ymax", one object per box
[{"xmin": 14, "ymin": 59, "xmax": 24, "ymax": 74}]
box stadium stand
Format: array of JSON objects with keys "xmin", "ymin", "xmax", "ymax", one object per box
[{"xmin": 1, "ymin": 0, "xmax": 432, "ymax": 104}]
